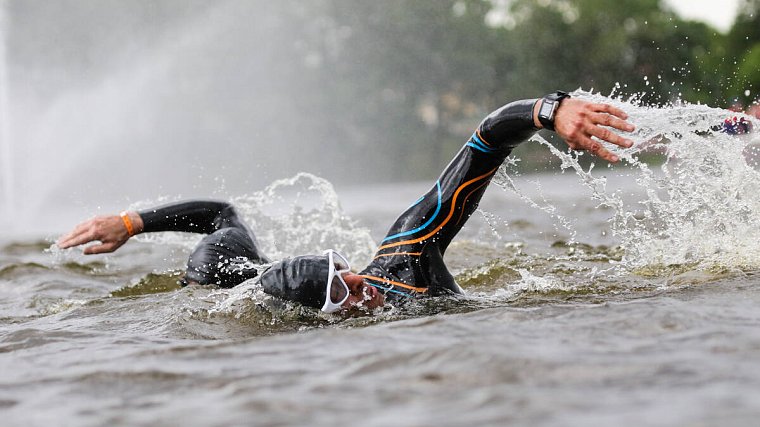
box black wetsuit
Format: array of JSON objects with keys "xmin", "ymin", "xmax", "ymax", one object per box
[
  {"xmin": 137, "ymin": 99, "xmax": 539, "ymax": 299},
  {"xmin": 139, "ymin": 201, "xmax": 269, "ymax": 285},
  {"xmin": 358, "ymin": 99, "xmax": 538, "ymax": 300}
]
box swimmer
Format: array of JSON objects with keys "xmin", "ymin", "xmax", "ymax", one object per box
[
  {"xmin": 718, "ymin": 116, "xmax": 753, "ymax": 135},
  {"xmin": 58, "ymin": 93, "xmax": 635, "ymax": 314}
]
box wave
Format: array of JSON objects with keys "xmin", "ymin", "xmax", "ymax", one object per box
[{"xmin": 110, "ymin": 271, "xmax": 183, "ymax": 298}]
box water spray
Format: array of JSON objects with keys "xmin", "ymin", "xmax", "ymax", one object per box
[
  {"xmin": 0, "ymin": 1, "xmax": 13, "ymax": 222},
  {"xmin": 496, "ymin": 89, "xmax": 760, "ymax": 271}
]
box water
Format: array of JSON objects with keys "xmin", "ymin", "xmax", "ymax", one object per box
[{"xmin": 2, "ymin": 94, "xmax": 760, "ymax": 426}]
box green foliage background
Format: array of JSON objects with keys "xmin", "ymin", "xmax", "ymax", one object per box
[
  {"xmin": 7, "ymin": 0, "xmax": 760, "ymax": 187},
  {"xmin": 295, "ymin": 0, "xmax": 760, "ymax": 177}
]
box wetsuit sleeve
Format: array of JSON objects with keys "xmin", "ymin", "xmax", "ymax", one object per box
[
  {"xmin": 138, "ymin": 200, "xmax": 251, "ymax": 235},
  {"xmin": 142, "ymin": 200, "xmax": 272, "ymax": 286},
  {"xmin": 361, "ymin": 99, "xmax": 539, "ymax": 297},
  {"xmin": 478, "ymin": 99, "xmax": 539, "ymax": 150}
]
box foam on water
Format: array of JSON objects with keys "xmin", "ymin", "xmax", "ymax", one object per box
[{"xmin": 229, "ymin": 173, "xmax": 377, "ymax": 264}]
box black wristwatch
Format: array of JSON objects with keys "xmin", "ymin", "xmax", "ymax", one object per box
[{"xmin": 537, "ymin": 91, "xmax": 570, "ymax": 131}]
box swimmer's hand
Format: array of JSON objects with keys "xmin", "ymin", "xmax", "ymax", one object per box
[
  {"xmin": 535, "ymin": 98, "xmax": 636, "ymax": 163},
  {"xmin": 57, "ymin": 211, "xmax": 144, "ymax": 254}
]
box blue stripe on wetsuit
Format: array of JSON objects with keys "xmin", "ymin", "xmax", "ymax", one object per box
[
  {"xmin": 467, "ymin": 132, "xmax": 495, "ymax": 153},
  {"xmin": 381, "ymin": 180, "xmax": 442, "ymax": 243},
  {"xmin": 367, "ymin": 281, "xmax": 412, "ymax": 297}
]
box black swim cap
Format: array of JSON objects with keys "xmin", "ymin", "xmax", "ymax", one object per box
[{"xmin": 258, "ymin": 255, "xmax": 330, "ymax": 309}]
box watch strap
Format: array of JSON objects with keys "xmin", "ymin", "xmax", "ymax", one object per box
[{"xmin": 537, "ymin": 91, "xmax": 570, "ymax": 131}]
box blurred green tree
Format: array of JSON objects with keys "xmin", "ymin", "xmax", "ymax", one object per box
[
  {"xmin": 725, "ymin": 0, "xmax": 760, "ymax": 105},
  {"xmin": 287, "ymin": 0, "xmax": 759, "ymax": 176},
  {"xmin": 298, "ymin": 0, "xmax": 501, "ymax": 179},
  {"xmin": 494, "ymin": 0, "xmax": 720, "ymax": 105}
]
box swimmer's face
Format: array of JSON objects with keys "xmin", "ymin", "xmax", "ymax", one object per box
[{"xmin": 340, "ymin": 273, "xmax": 385, "ymax": 312}]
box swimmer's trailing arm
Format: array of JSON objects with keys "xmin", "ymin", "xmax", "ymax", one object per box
[
  {"xmin": 57, "ymin": 200, "xmax": 252, "ymax": 255},
  {"xmin": 138, "ymin": 200, "xmax": 252, "ymax": 235}
]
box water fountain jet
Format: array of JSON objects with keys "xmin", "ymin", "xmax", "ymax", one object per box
[{"xmin": 0, "ymin": 1, "xmax": 13, "ymax": 224}]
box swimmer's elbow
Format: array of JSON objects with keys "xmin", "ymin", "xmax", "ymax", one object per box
[{"xmin": 478, "ymin": 98, "xmax": 539, "ymax": 150}]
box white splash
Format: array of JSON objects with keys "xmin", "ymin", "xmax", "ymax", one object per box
[
  {"xmin": 498, "ymin": 89, "xmax": 760, "ymax": 271},
  {"xmin": 229, "ymin": 172, "xmax": 377, "ymax": 266},
  {"xmin": 132, "ymin": 172, "xmax": 377, "ymax": 267},
  {"xmin": 509, "ymin": 268, "xmax": 564, "ymax": 293}
]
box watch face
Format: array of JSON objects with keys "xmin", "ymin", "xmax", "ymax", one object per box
[{"xmin": 539, "ymin": 99, "xmax": 555, "ymax": 118}]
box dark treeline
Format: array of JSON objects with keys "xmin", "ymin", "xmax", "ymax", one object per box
[{"xmin": 295, "ymin": 0, "xmax": 760, "ymax": 177}]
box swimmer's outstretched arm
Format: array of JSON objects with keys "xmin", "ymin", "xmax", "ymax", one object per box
[
  {"xmin": 57, "ymin": 200, "xmax": 249, "ymax": 255},
  {"xmin": 367, "ymin": 95, "xmax": 636, "ymax": 296},
  {"xmin": 477, "ymin": 97, "xmax": 634, "ymax": 160}
]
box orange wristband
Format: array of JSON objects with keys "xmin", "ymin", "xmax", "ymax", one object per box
[{"xmin": 120, "ymin": 211, "xmax": 135, "ymax": 237}]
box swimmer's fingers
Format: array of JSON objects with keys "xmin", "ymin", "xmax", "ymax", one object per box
[
  {"xmin": 554, "ymin": 99, "xmax": 635, "ymax": 163},
  {"xmin": 586, "ymin": 116, "xmax": 635, "ymax": 149},
  {"xmin": 57, "ymin": 215, "xmax": 130, "ymax": 253},
  {"xmin": 57, "ymin": 220, "xmax": 97, "ymax": 248},
  {"xmin": 83, "ymin": 241, "xmax": 125, "ymax": 255},
  {"xmin": 588, "ymin": 104, "xmax": 636, "ymax": 141},
  {"xmin": 589, "ymin": 103, "xmax": 629, "ymax": 121},
  {"xmin": 574, "ymin": 134, "xmax": 619, "ymax": 163},
  {"xmin": 590, "ymin": 110, "xmax": 636, "ymax": 134}
]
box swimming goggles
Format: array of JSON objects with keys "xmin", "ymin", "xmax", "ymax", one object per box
[{"xmin": 321, "ymin": 249, "xmax": 351, "ymax": 313}]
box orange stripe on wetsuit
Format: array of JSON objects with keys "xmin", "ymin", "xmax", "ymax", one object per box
[
  {"xmin": 456, "ymin": 179, "xmax": 490, "ymax": 226},
  {"xmin": 359, "ymin": 98, "xmax": 541, "ymax": 299},
  {"xmin": 376, "ymin": 167, "xmax": 498, "ymax": 252},
  {"xmin": 358, "ymin": 274, "xmax": 428, "ymax": 293},
  {"xmin": 476, "ymin": 129, "xmax": 492, "ymax": 146},
  {"xmin": 373, "ymin": 252, "xmax": 421, "ymax": 259}
]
